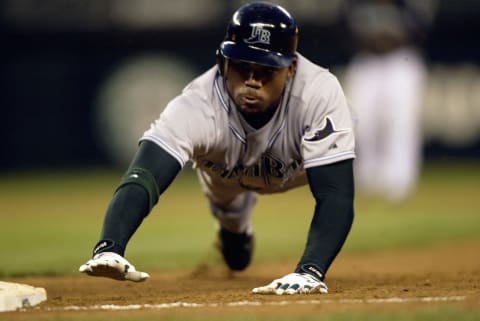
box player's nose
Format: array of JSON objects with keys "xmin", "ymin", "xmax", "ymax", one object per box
[{"xmin": 245, "ymin": 72, "xmax": 262, "ymax": 88}]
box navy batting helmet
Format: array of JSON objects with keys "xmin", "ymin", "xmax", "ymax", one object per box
[{"xmin": 219, "ymin": 1, "xmax": 298, "ymax": 68}]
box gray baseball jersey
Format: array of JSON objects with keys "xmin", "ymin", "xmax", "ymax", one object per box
[{"xmin": 141, "ymin": 53, "xmax": 355, "ymax": 203}]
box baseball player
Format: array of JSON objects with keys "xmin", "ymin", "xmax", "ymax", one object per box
[
  {"xmin": 80, "ymin": 1, "xmax": 355, "ymax": 295},
  {"xmin": 342, "ymin": 0, "xmax": 433, "ymax": 202}
]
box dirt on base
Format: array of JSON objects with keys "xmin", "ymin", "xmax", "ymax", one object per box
[{"xmin": 3, "ymin": 241, "xmax": 480, "ymax": 319}]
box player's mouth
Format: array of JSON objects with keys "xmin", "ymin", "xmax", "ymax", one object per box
[
  {"xmin": 238, "ymin": 99, "xmax": 261, "ymax": 113},
  {"xmin": 243, "ymin": 95, "xmax": 259, "ymax": 104},
  {"xmin": 239, "ymin": 92, "xmax": 262, "ymax": 106}
]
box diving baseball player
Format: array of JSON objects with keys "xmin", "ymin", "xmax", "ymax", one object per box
[{"xmin": 80, "ymin": 1, "xmax": 356, "ymax": 295}]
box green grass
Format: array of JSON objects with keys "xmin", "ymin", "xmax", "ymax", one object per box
[
  {"xmin": 8, "ymin": 306, "xmax": 480, "ymax": 321},
  {"xmin": 0, "ymin": 161, "xmax": 479, "ymax": 277}
]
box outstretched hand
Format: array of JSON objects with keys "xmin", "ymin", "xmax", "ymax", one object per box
[
  {"xmin": 252, "ymin": 272, "xmax": 328, "ymax": 295},
  {"xmin": 79, "ymin": 252, "xmax": 149, "ymax": 282}
]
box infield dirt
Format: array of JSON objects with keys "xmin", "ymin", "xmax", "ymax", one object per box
[{"xmin": 2, "ymin": 241, "xmax": 479, "ymax": 319}]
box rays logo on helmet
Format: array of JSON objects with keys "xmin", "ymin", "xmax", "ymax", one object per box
[{"xmin": 244, "ymin": 24, "xmax": 271, "ymax": 45}]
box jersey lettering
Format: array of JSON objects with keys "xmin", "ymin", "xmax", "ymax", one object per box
[{"xmin": 202, "ymin": 152, "xmax": 302, "ymax": 189}]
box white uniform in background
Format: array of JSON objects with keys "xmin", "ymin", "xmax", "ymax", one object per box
[
  {"xmin": 345, "ymin": 47, "xmax": 426, "ymax": 202},
  {"xmin": 343, "ymin": 0, "xmax": 433, "ymax": 202}
]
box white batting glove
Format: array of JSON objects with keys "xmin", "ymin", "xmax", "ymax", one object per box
[
  {"xmin": 252, "ymin": 272, "xmax": 328, "ymax": 295},
  {"xmin": 79, "ymin": 252, "xmax": 149, "ymax": 282}
]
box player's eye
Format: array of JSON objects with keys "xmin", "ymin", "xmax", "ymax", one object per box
[
  {"xmin": 231, "ymin": 61, "xmax": 279, "ymax": 82},
  {"xmin": 231, "ymin": 61, "xmax": 252, "ymax": 77},
  {"xmin": 261, "ymin": 67, "xmax": 277, "ymax": 79}
]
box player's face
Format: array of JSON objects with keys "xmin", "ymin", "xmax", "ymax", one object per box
[{"xmin": 226, "ymin": 59, "xmax": 296, "ymax": 114}]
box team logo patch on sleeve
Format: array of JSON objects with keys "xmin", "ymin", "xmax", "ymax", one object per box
[{"xmin": 304, "ymin": 116, "xmax": 350, "ymax": 142}]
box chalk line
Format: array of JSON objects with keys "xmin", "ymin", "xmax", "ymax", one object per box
[{"xmin": 34, "ymin": 295, "xmax": 466, "ymax": 312}]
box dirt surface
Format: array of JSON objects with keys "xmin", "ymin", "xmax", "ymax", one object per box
[{"xmin": 3, "ymin": 241, "xmax": 480, "ymax": 319}]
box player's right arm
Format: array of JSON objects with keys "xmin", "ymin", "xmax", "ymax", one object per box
[
  {"xmin": 79, "ymin": 140, "xmax": 181, "ymax": 281},
  {"xmin": 80, "ymin": 72, "xmax": 218, "ymax": 281}
]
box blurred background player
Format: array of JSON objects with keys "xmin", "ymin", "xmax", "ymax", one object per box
[{"xmin": 342, "ymin": 0, "xmax": 436, "ymax": 202}]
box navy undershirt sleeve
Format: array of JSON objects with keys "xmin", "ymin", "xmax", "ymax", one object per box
[
  {"xmin": 295, "ymin": 159, "xmax": 355, "ymax": 280},
  {"xmin": 97, "ymin": 141, "xmax": 181, "ymax": 256}
]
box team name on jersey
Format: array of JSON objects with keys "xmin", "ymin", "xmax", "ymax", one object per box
[{"xmin": 202, "ymin": 152, "xmax": 302, "ymax": 189}]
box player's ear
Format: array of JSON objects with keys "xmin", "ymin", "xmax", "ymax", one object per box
[
  {"xmin": 223, "ymin": 59, "xmax": 230, "ymax": 77},
  {"xmin": 216, "ymin": 48, "xmax": 224, "ymax": 75},
  {"xmin": 286, "ymin": 56, "xmax": 297, "ymax": 80}
]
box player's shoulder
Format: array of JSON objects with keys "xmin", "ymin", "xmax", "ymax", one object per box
[
  {"xmin": 292, "ymin": 53, "xmax": 343, "ymax": 100},
  {"xmin": 167, "ymin": 66, "xmax": 218, "ymax": 112},
  {"xmin": 295, "ymin": 53, "xmax": 340, "ymax": 86},
  {"xmin": 157, "ymin": 67, "xmax": 220, "ymax": 125},
  {"xmin": 182, "ymin": 66, "xmax": 218, "ymax": 98}
]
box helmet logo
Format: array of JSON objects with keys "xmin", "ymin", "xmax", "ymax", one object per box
[{"xmin": 244, "ymin": 24, "xmax": 271, "ymax": 45}]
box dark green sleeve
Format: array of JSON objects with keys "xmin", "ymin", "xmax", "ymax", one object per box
[
  {"xmin": 295, "ymin": 159, "xmax": 354, "ymax": 280},
  {"xmin": 93, "ymin": 140, "xmax": 182, "ymax": 256}
]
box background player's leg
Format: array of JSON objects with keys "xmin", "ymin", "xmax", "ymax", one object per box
[
  {"xmin": 381, "ymin": 48, "xmax": 426, "ymax": 202},
  {"xmin": 345, "ymin": 54, "xmax": 383, "ymax": 196}
]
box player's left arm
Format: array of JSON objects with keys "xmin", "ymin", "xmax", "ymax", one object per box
[
  {"xmin": 253, "ymin": 70, "xmax": 355, "ymax": 295},
  {"xmin": 295, "ymin": 158, "xmax": 354, "ymax": 278},
  {"xmin": 253, "ymin": 158, "xmax": 354, "ymax": 294},
  {"xmin": 297, "ymin": 75, "xmax": 355, "ymax": 276}
]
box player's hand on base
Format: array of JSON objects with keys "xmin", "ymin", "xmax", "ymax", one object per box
[
  {"xmin": 252, "ymin": 272, "xmax": 328, "ymax": 295},
  {"xmin": 79, "ymin": 252, "xmax": 149, "ymax": 282}
]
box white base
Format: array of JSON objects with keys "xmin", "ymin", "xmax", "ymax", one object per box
[{"xmin": 0, "ymin": 281, "xmax": 47, "ymax": 312}]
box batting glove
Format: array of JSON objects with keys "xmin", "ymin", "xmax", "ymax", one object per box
[
  {"xmin": 79, "ymin": 252, "xmax": 149, "ymax": 282},
  {"xmin": 252, "ymin": 272, "xmax": 328, "ymax": 295}
]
